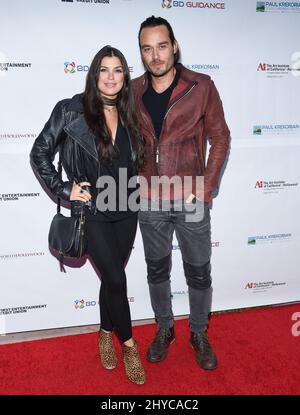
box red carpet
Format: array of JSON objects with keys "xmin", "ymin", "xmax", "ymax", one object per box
[{"xmin": 0, "ymin": 303, "xmax": 299, "ymax": 395}]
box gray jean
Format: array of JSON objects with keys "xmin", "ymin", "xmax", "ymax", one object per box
[{"xmin": 138, "ymin": 198, "xmax": 212, "ymax": 333}]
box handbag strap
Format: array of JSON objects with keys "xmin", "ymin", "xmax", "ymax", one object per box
[{"xmin": 57, "ymin": 152, "xmax": 63, "ymax": 214}]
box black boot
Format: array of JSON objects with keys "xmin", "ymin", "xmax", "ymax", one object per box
[
  {"xmin": 190, "ymin": 331, "xmax": 217, "ymax": 370},
  {"xmin": 147, "ymin": 326, "xmax": 175, "ymax": 362}
]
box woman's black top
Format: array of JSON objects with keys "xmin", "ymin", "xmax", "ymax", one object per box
[{"xmin": 85, "ymin": 119, "xmax": 138, "ymax": 222}]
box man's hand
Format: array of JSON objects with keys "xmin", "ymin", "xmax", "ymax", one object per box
[{"xmin": 185, "ymin": 193, "xmax": 196, "ymax": 203}]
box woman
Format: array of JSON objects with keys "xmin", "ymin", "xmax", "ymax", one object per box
[{"xmin": 30, "ymin": 46, "xmax": 146, "ymax": 385}]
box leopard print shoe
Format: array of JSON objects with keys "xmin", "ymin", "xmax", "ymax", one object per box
[
  {"xmin": 98, "ymin": 328, "xmax": 117, "ymax": 370},
  {"xmin": 122, "ymin": 339, "xmax": 146, "ymax": 385}
]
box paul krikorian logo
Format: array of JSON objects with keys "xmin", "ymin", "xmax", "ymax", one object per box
[
  {"xmin": 254, "ymin": 179, "xmax": 298, "ymax": 193},
  {"xmin": 245, "ymin": 280, "xmax": 286, "ymax": 292},
  {"xmin": 173, "ymin": 241, "xmax": 220, "ymax": 249},
  {"xmin": 253, "ymin": 126, "xmax": 262, "ymax": 135},
  {"xmin": 253, "ymin": 124, "xmax": 299, "ymax": 136},
  {"xmin": 171, "ymin": 290, "xmax": 188, "ymax": 299},
  {"xmin": 247, "ymin": 233, "xmax": 291, "ymax": 245},
  {"xmin": 256, "ymin": 1, "xmax": 265, "ymax": 11},
  {"xmin": 256, "ymin": 1, "xmax": 300, "ymax": 13},
  {"xmin": 185, "ymin": 63, "xmax": 220, "ymax": 74},
  {"xmin": 160, "ymin": 1, "xmax": 225, "ymax": 9},
  {"xmin": 74, "ymin": 299, "xmax": 97, "ymax": 309}
]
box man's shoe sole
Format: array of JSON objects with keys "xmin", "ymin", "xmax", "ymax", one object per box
[{"xmin": 146, "ymin": 338, "xmax": 175, "ymax": 363}]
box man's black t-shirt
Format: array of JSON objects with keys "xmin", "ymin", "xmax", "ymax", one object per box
[{"xmin": 142, "ymin": 69, "xmax": 180, "ymax": 140}]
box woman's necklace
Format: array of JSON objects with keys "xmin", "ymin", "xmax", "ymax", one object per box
[
  {"xmin": 102, "ymin": 96, "xmax": 118, "ymax": 114},
  {"xmin": 103, "ymin": 106, "xmax": 116, "ymax": 113}
]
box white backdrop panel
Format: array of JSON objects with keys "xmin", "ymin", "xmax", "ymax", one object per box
[{"xmin": 0, "ymin": 0, "xmax": 299, "ymax": 334}]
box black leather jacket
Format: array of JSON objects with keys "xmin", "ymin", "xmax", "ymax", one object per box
[{"xmin": 30, "ymin": 93, "xmax": 137, "ymax": 211}]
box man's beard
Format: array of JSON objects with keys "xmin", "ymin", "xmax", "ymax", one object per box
[{"xmin": 144, "ymin": 60, "xmax": 174, "ymax": 78}]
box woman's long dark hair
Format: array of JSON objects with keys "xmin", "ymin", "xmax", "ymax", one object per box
[{"xmin": 83, "ymin": 45, "xmax": 145, "ymax": 170}]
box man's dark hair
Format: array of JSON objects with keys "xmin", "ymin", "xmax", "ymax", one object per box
[{"xmin": 138, "ymin": 15, "xmax": 180, "ymax": 64}]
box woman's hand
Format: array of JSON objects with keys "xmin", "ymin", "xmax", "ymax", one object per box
[{"xmin": 70, "ymin": 181, "xmax": 92, "ymax": 203}]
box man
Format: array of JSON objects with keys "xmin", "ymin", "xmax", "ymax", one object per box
[{"xmin": 132, "ymin": 16, "xmax": 230, "ymax": 370}]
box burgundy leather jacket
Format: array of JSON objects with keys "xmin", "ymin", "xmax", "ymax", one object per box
[{"xmin": 132, "ymin": 63, "xmax": 230, "ymax": 202}]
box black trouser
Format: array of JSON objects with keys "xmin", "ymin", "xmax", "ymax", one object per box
[{"xmin": 85, "ymin": 214, "xmax": 137, "ymax": 343}]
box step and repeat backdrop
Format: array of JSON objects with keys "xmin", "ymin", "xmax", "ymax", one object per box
[{"xmin": 1, "ymin": 0, "xmax": 300, "ymax": 334}]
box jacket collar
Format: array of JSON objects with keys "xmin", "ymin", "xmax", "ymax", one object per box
[
  {"xmin": 136, "ymin": 63, "xmax": 197, "ymax": 133},
  {"xmin": 64, "ymin": 93, "xmax": 136, "ymax": 162},
  {"xmin": 66, "ymin": 92, "xmax": 85, "ymax": 113},
  {"xmin": 64, "ymin": 94, "xmax": 99, "ymax": 161}
]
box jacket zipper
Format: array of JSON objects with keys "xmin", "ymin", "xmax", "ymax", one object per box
[
  {"xmin": 155, "ymin": 83, "xmax": 197, "ymax": 168},
  {"xmin": 164, "ymin": 83, "xmax": 196, "ymax": 120},
  {"xmin": 155, "ymin": 143, "xmax": 160, "ymax": 176}
]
